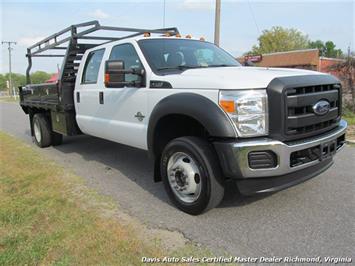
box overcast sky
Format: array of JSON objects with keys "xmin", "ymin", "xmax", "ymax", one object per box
[{"xmin": 0, "ymin": 0, "xmax": 354, "ymax": 74}]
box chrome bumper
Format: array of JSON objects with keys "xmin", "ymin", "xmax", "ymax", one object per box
[{"xmin": 214, "ymin": 120, "xmax": 347, "ymax": 179}]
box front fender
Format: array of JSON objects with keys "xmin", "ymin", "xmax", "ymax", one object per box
[{"xmin": 147, "ymin": 92, "xmax": 236, "ymax": 156}]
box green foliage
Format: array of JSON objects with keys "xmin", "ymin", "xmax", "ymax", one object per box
[
  {"xmin": 0, "ymin": 71, "xmax": 53, "ymax": 91},
  {"xmin": 0, "ymin": 73, "xmax": 26, "ymax": 91},
  {"xmin": 309, "ymin": 40, "xmax": 343, "ymax": 58},
  {"xmin": 248, "ymin": 26, "xmax": 310, "ymax": 55},
  {"xmin": 247, "ymin": 26, "xmax": 344, "ymax": 58},
  {"xmin": 30, "ymin": 71, "xmax": 52, "ymax": 84},
  {"xmin": 0, "ymin": 74, "xmax": 5, "ymax": 90}
]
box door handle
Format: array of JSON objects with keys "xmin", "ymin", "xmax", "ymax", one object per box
[
  {"xmin": 76, "ymin": 92, "xmax": 80, "ymax": 103},
  {"xmin": 99, "ymin": 91, "xmax": 104, "ymax": 104}
]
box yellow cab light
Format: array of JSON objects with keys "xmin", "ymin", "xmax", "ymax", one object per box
[
  {"xmin": 185, "ymin": 34, "xmax": 192, "ymax": 39},
  {"xmin": 143, "ymin": 32, "xmax": 151, "ymax": 37},
  {"xmin": 219, "ymin": 99, "xmax": 235, "ymax": 113}
]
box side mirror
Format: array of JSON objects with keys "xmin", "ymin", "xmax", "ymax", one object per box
[
  {"xmin": 104, "ymin": 60, "xmax": 144, "ymax": 88},
  {"xmin": 244, "ymin": 60, "xmax": 255, "ymax": 67}
]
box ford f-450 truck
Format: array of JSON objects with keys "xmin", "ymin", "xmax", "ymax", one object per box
[{"xmin": 20, "ymin": 21, "xmax": 347, "ymax": 214}]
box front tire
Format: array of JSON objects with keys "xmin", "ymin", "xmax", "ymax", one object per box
[{"xmin": 161, "ymin": 137, "xmax": 224, "ymax": 215}]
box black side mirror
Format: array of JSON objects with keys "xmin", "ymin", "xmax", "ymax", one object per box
[
  {"xmin": 244, "ymin": 60, "xmax": 255, "ymax": 67},
  {"xmin": 104, "ymin": 60, "xmax": 144, "ymax": 88}
]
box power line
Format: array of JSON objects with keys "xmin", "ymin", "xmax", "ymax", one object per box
[
  {"xmin": 162, "ymin": 0, "xmax": 166, "ymax": 28},
  {"xmin": 247, "ymin": 0, "xmax": 260, "ymax": 35},
  {"xmin": 1, "ymin": 41, "xmax": 17, "ymax": 96}
]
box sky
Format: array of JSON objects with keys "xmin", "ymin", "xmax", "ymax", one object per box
[{"xmin": 0, "ymin": 0, "xmax": 354, "ymax": 74}]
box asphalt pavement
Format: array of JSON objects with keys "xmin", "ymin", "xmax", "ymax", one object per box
[{"xmin": 0, "ymin": 102, "xmax": 354, "ymax": 260}]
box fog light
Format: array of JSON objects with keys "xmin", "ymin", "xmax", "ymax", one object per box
[{"xmin": 248, "ymin": 151, "xmax": 277, "ymax": 169}]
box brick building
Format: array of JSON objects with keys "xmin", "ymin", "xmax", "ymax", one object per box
[
  {"xmin": 238, "ymin": 49, "xmax": 346, "ymax": 75},
  {"xmin": 238, "ymin": 49, "xmax": 354, "ymax": 101}
]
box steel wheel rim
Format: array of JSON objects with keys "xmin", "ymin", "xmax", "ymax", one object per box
[
  {"xmin": 167, "ymin": 152, "xmax": 202, "ymax": 203},
  {"xmin": 34, "ymin": 119, "xmax": 41, "ymax": 143}
]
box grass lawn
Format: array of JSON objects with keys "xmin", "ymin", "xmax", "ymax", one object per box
[
  {"xmin": 343, "ymin": 111, "xmax": 355, "ymax": 125},
  {"xmin": 0, "ymin": 96, "xmax": 19, "ymax": 103},
  {"xmin": 0, "ymin": 132, "xmax": 214, "ymax": 265},
  {"xmin": 343, "ymin": 109, "xmax": 355, "ymax": 140}
]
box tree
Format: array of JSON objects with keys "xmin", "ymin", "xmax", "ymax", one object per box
[
  {"xmin": 30, "ymin": 71, "xmax": 51, "ymax": 84},
  {"xmin": 0, "ymin": 71, "xmax": 53, "ymax": 92},
  {"xmin": 0, "ymin": 73, "xmax": 26, "ymax": 91},
  {"xmin": 0, "ymin": 74, "xmax": 6, "ymax": 90},
  {"xmin": 248, "ymin": 26, "xmax": 310, "ymax": 55},
  {"xmin": 328, "ymin": 57, "xmax": 355, "ymax": 112},
  {"xmin": 309, "ymin": 40, "xmax": 343, "ymax": 58}
]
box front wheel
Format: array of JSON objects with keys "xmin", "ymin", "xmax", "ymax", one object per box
[{"xmin": 161, "ymin": 137, "xmax": 224, "ymax": 215}]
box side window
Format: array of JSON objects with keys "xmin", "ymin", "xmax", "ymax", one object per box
[
  {"xmin": 109, "ymin": 44, "xmax": 143, "ymax": 82},
  {"xmin": 82, "ymin": 49, "xmax": 105, "ymax": 84}
]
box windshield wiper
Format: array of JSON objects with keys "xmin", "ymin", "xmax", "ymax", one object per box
[
  {"xmin": 207, "ymin": 64, "xmax": 237, "ymax": 68},
  {"xmin": 157, "ymin": 65, "xmax": 203, "ymax": 71},
  {"xmin": 157, "ymin": 64, "xmax": 237, "ymax": 71}
]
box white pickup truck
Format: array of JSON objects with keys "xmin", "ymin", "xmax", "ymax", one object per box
[{"xmin": 20, "ymin": 21, "xmax": 347, "ymax": 214}]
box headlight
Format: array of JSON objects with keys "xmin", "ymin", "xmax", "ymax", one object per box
[{"xmin": 219, "ymin": 89, "xmax": 268, "ymax": 137}]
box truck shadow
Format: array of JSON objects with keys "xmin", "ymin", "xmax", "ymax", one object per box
[
  {"xmin": 219, "ymin": 180, "xmax": 271, "ymax": 208},
  {"xmin": 54, "ymin": 135, "xmax": 271, "ymax": 209}
]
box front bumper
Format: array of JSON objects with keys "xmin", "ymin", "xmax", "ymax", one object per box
[{"xmin": 214, "ymin": 120, "xmax": 347, "ymax": 195}]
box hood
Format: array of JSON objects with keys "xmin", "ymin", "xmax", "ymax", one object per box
[{"xmin": 155, "ymin": 66, "xmax": 326, "ymax": 90}]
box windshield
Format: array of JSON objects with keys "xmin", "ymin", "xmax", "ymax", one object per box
[{"xmin": 138, "ymin": 39, "xmax": 240, "ymax": 74}]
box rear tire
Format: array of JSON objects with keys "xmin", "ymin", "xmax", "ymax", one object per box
[
  {"xmin": 32, "ymin": 113, "xmax": 52, "ymax": 148},
  {"xmin": 161, "ymin": 136, "xmax": 224, "ymax": 215}
]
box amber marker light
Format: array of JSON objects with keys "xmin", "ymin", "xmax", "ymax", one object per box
[
  {"xmin": 219, "ymin": 99, "xmax": 235, "ymax": 113},
  {"xmin": 104, "ymin": 73, "xmax": 110, "ymax": 86}
]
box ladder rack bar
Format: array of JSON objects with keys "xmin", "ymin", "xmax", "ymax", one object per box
[{"xmin": 31, "ymin": 54, "xmax": 66, "ymax": 57}]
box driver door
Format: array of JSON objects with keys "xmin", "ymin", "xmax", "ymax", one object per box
[{"xmin": 96, "ymin": 43, "xmax": 148, "ymax": 150}]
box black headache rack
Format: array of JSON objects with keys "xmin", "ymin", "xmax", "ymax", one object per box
[{"xmin": 19, "ymin": 20, "xmax": 179, "ymax": 135}]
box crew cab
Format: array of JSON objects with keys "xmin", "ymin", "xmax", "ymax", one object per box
[{"xmin": 19, "ymin": 21, "xmax": 347, "ymax": 214}]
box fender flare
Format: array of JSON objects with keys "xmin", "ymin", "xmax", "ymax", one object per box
[{"xmin": 147, "ymin": 92, "xmax": 236, "ymax": 157}]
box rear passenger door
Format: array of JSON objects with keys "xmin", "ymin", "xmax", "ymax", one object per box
[{"xmin": 75, "ymin": 48, "xmax": 105, "ymax": 136}]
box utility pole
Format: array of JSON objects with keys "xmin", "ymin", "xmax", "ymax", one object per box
[
  {"xmin": 214, "ymin": 0, "xmax": 221, "ymax": 46},
  {"xmin": 348, "ymin": 46, "xmax": 354, "ymax": 112},
  {"xmin": 1, "ymin": 41, "xmax": 17, "ymax": 96}
]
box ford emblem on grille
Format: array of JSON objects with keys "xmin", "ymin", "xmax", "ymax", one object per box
[{"xmin": 312, "ymin": 100, "xmax": 330, "ymax": 116}]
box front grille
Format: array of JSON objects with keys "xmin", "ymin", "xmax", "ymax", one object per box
[{"xmin": 285, "ymin": 84, "xmax": 340, "ymax": 137}]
